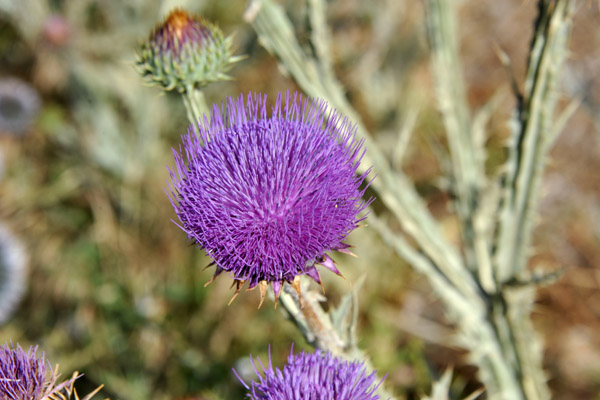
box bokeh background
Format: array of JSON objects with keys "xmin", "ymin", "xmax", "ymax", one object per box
[{"xmin": 0, "ymin": 0, "xmax": 599, "ymax": 399}]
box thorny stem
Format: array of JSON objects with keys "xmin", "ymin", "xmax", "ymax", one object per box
[
  {"xmin": 277, "ymin": 278, "xmax": 396, "ymax": 400},
  {"xmin": 495, "ymin": 0, "xmax": 572, "ymax": 283},
  {"xmin": 280, "ymin": 283, "xmax": 344, "ymax": 354},
  {"xmin": 425, "ymin": 0, "xmax": 483, "ymax": 278}
]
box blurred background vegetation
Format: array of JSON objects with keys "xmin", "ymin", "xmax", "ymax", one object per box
[{"xmin": 0, "ymin": 0, "xmax": 598, "ymax": 399}]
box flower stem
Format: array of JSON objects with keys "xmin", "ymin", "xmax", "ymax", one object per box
[
  {"xmin": 278, "ymin": 278, "xmax": 396, "ymax": 399},
  {"xmin": 182, "ymin": 87, "xmax": 210, "ymax": 127}
]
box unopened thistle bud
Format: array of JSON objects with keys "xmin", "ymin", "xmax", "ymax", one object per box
[{"xmin": 136, "ymin": 9, "xmax": 241, "ymax": 93}]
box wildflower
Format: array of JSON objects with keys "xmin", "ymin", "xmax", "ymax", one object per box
[
  {"xmin": 168, "ymin": 92, "xmax": 372, "ymax": 305},
  {"xmin": 0, "ymin": 342, "xmax": 102, "ymax": 400},
  {"xmin": 236, "ymin": 347, "xmax": 383, "ymax": 400},
  {"xmin": 0, "ymin": 78, "xmax": 41, "ymax": 136},
  {"xmin": 0, "ymin": 223, "xmax": 27, "ymax": 324},
  {"xmin": 0, "ymin": 343, "xmax": 47, "ymax": 400},
  {"xmin": 0, "ymin": 342, "xmax": 79, "ymax": 400},
  {"xmin": 136, "ymin": 8, "xmax": 241, "ymax": 93}
]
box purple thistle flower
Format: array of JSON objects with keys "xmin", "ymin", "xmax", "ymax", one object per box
[
  {"xmin": 168, "ymin": 91, "xmax": 373, "ymax": 304},
  {"xmin": 0, "ymin": 343, "xmax": 98, "ymax": 400},
  {"xmin": 236, "ymin": 347, "xmax": 383, "ymax": 400},
  {"xmin": 0, "ymin": 343, "xmax": 49, "ymax": 400}
]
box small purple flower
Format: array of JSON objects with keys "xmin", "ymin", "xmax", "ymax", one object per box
[
  {"xmin": 0, "ymin": 343, "xmax": 49, "ymax": 400},
  {"xmin": 168, "ymin": 92, "xmax": 372, "ymax": 304},
  {"xmin": 236, "ymin": 347, "xmax": 383, "ymax": 400}
]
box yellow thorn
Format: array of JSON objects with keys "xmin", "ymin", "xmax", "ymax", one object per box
[
  {"xmin": 257, "ymin": 281, "xmax": 268, "ymax": 309},
  {"xmin": 227, "ymin": 292, "xmax": 239, "ymax": 306},
  {"xmin": 343, "ymin": 250, "xmax": 358, "ymax": 258},
  {"xmin": 204, "ymin": 276, "xmax": 217, "ymax": 287},
  {"xmin": 227, "ymin": 280, "xmax": 244, "ymax": 305},
  {"xmin": 291, "ymin": 276, "xmax": 303, "ymax": 308}
]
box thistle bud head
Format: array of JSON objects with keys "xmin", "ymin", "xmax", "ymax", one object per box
[{"xmin": 136, "ymin": 9, "xmax": 240, "ymax": 93}]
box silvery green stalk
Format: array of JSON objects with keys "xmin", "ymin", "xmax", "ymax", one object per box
[{"xmin": 136, "ymin": 9, "xmax": 242, "ymax": 125}]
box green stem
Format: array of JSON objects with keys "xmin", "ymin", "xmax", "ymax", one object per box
[
  {"xmin": 182, "ymin": 87, "xmax": 210, "ymax": 128},
  {"xmin": 426, "ymin": 0, "xmax": 483, "ymax": 279},
  {"xmin": 495, "ymin": 0, "xmax": 572, "ymax": 282}
]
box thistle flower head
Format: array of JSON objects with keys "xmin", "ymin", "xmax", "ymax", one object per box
[
  {"xmin": 168, "ymin": 92, "xmax": 372, "ymax": 305},
  {"xmin": 136, "ymin": 8, "xmax": 240, "ymax": 93},
  {"xmin": 236, "ymin": 348, "xmax": 383, "ymax": 400},
  {"xmin": 0, "ymin": 343, "xmax": 49, "ymax": 400},
  {"xmin": 0, "ymin": 342, "xmax": 101, "ymax": 400}
]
